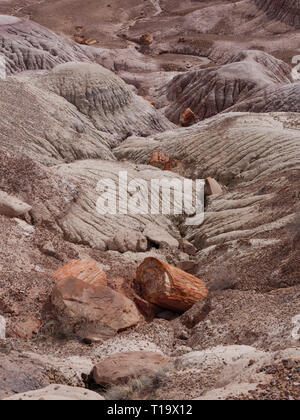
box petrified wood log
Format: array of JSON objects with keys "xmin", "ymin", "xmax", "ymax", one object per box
[{"xmin": 136, "ymin": 257, "xmax": 208, "ymax": 312}]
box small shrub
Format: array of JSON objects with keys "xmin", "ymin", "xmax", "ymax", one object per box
[{"xmin": 104, "ymin": 369, "xmax": 168, "ymax": 401}]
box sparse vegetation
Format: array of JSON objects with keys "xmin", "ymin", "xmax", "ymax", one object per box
[{"xmin": 103, "ymin": 369, "xmax": 168, "ymax": 401}]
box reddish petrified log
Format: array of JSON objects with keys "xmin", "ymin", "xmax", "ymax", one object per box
[
  {"xmin": 136, "ymin": 257, "xmax": 208, "ymax": 312},
  {"xmin": 139, "ymin": 33, "xmax": 153, "ymax": 46},
  {"xmin": 142, "ymin": 96, "xmax": 155, "ymax": 106},
  {"xmin": 53, "ymin": 258, "xmax": 107, "ymax": 287},
  {"xmin": 149, "ymin": 151, "xmax": 170, "ymax": 169},
  {"xmin": 180, "ymin": 108, "xmax": 196, "ymax": 127}
]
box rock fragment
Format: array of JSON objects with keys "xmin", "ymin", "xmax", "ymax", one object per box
[
  {"xmin": 179, "ymin": 239, "xmax": 197, "ymax": 256},
  {"xmin": 53, "ymin": 259, "xmax": 107, "ymax": 287},
  {"xmin": 205, "ymin": 177, "xmax": 223, "ymax": 196},
  {"xmin": 10, "ymin": 318, "xmax": 42, "ymax": 339},
  {"xmin": 93, "ymin": 351, "xmax": 170, "ymax": 387},
  {"xmin": 139, "ymin": 34, "xmax": 153, "ymax": 46},
  {"xmin": 143, "ymin": 223, "xmax": 179, "ymax": 249},
  {"xmin": 51, "ymin": 272, "xmax": 141, "ymax": 341},
  {"xmin": 180, "ymin": 108, "xmax": 196, "ymax": 127},
  {"xmin": 107, "ymin": 230, "xmax": 148, "ymax": 253},
  {"xmin": 149, "ymin": 151, "xmax": 170, "ymax": 169},
  {"xmin": 0, "ymin": 190, "xmax": 32, "ymax": 218}
]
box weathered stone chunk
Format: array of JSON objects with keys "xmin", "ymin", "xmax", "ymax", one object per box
[
  {"xmin": 149, "ymin": 151, "xmax": 170, "ymax": 170},
  {"xmin": 0, "ymin": 190, "xmax": 32, "ymax": 217},
  {"xmin": 180, "ymin": 108, "xmax": 196, "ymax": 127},
  {"xmin": 53, "ymin": 259, "xmax": 107, "ymax": 287},
  {"xmin": 10, "ymin": 318, "xmax": 41, "ymax": 339},
  {"xmin": 139, "ymin": 34, "xmax": 153, "ymax": 46},
  {"xmin": 93, "ymin": 351, "xmax": 170, "ymax": 386},
  {"xmin": 143, "ymin": 223, "xmax": 179, "ymax": 249},
  {"xmin": 205, "ymin": 177, "xmax": 223, "ymax": 196},
  {"xmin": 51, "ymin": 275, "xmax": 141, "ymax": 341},
  {"xmin": 107, "ymin": 230, "xmax": 148, "ymax": 253}
]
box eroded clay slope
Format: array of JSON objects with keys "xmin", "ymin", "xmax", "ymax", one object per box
[
  {"xmin": 226, "ymin": 81, "xmax": 300, "ymax": 114},
  {"xmin": 0, "ymin": 76, "xmax": 115, "ymax": 166},
  {"xmin": 34, "ymin": 62, "xmax": 174, "ymax": 139},
  {"xmin": 53, "ymin": 159, "xmax": 182, "ymax": 251},
  {"xmin": 0, "ymin": 61, "xmax": 173, "ymax": 166},
  {"xmin": 0, "ymin": 15, "xmax": 91, "ymax": 75},
  {"xmin": 116, "ymin": 113, "xmax": 300, "ymax": 291},
  {"xmin": 158, "ymin": 51, "xmax": 292, "ymax": 123}
]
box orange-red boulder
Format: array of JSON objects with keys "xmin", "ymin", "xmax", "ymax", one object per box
[
  {"xmin": 51, "ymin": 260, "xmax": 141, "ymax": 341},
  {"xmin": 51, "ymin": 276, "xmax": 141, "ymax": 341},
  {"xmin": 53, "ymin": 259, "xmax": 107, "ymax": 287}
]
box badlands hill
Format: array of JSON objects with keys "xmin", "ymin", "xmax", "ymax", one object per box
[{"xmin": 0, "ymin": 1, "xmax": 299, "ymax": 401}]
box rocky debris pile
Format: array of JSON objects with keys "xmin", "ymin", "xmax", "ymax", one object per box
[
  {"xmin": 231, "ymin": 359, "xmax": 300, "ymax": 400},
  {"xmin": 0, "ymin": 16, "xmax": 91, "ymax": 75},
  {"xmin": 49, "ymin": 257, "xmax": 209, "ymax": 339},
  {"xmin": 73, "ymin": 25, "xmax": 98, "ymax": 46},
  {"xmin": 174, "ymin": 287, "xmax": 300, "ymax": 352},
  {"xmin": 92, "ymin": 351, "xmax": 170, "ymax": 387}
]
